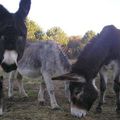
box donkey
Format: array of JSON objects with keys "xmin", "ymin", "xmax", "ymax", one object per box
[
  {"xmin": 0, "ymin": 0, "xmax": 31, "ymax": 72},
  {"xmin": 0, "ymin": 0, "xmax": 31, "ymax": 115},
  {"xmin": 52, "ymin": 25, "xmax": 120, "ymax": 118},
  {"xmin": 8, "ymin": 40, "xmax": 71, "ymax": 109}
]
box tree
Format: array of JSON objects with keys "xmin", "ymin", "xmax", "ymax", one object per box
[
  {"xmin": 46, "ymin": 27, "xmax": 69, "ymax": 45},
  {"xmin": 81, "ymin": 30, "xmax": 96, "ymax": 46},
  {"xmin": 34, "ymin": 30, "xmax": 49, "ymax": 40},
  {"xmin": 26, "ymin": 18, "xmax": 43, "ymax": 41}
]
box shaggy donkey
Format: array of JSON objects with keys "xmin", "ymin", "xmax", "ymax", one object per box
[
  {"xmin": 8, "ymin": 40, "xmax": 71, "ymax": 109},
  {"xmin": 52, "ymin": 25, "xmax": 120, "ymax": 118},
  {"xmin": 0, "ymin": 0, "xmax": 31, "ymax": 115}
]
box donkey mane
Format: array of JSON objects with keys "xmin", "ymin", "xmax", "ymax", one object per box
[{"xmin": 72, "ymin": 25, "xmax": 120, "ymax": 80}]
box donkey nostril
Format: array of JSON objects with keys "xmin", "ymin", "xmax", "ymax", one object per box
[
  {"xmin": 1, "ymin": 62, "xmax": 17, "ymax": 73},
  {"xmin": 71, "ymin": 106, "xmax": 87, "ymax": 118}
]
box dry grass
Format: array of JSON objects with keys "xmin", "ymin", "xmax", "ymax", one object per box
[{"xmin": 0, "ymin": 70, "xmax": 120, "ymax": 120}]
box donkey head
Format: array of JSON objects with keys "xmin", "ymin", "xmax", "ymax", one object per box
[
  {"xmin": 52, "ymin": 73, "xmax": 98, "ymax": 118},
  {"xmin": 0, "ymin": 0, "xmax": 31, "ymax": 72}
]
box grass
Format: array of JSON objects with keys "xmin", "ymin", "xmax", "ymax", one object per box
[{"xmin": 0, "ymin": 69, "xmax": 120, "ymax": 120}]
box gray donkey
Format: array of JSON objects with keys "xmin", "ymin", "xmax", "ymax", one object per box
[{"xmin": 8, "ymin": 40, "xmax": 71, "ymax": 109}]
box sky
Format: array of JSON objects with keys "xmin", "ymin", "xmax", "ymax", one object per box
[{"xmin": 0, "ymin": 0, "xmax": 120, "ymax": 36}]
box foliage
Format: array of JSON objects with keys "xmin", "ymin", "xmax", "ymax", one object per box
[
  {"xmin": 25, "ymin": 18, "xmax": 97, "ymax": 59},
  {"xmin": 81, "ymin": 30, "xmax": 96, "ymax": 47},
  {"xmin": 46, "ymin": 27, "xmax": 69, "ymax": 45},
  {"xmin": 26, "ymin": 19, "xmax": 68, "ymax": 43},
  {"xmin": 26, "ymin": 18, "xmax": 43, "ymax": 41},
  {"xmin": 34, "ymin": 30, "xmax": 49, "ymax": 40}
]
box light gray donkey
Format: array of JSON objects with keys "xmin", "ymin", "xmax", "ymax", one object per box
[{"xmin": 8, "ymin": 40, "xmax": 71, "ymax": 109}]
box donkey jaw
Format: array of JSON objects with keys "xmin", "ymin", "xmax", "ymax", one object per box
[
  {"xmin": 71, "ymin": 104, "xmax": 87, "ymax": 118},
  {"xmin": 1, "ymin": 50, "xmax": 18, "ymax": 72}
]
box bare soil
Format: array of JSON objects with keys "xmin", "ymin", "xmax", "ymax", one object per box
[{"xmin": 1, "ymin": 72, "xmax": 120, "ymax": 120}]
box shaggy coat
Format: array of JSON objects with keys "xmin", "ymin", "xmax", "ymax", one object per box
[{"xmin": 8, "ymin": 40, "xmax": 71, "ymax": 109}]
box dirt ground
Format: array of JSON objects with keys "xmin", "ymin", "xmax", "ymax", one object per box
[{"xmin": 0, "ymin": 72, "xmax": 120, "ymax": 120}]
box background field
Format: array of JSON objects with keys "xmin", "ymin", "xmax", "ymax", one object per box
[{"xmin": 0, "ymin": 69, "xmax": 120, "ymax": 120}]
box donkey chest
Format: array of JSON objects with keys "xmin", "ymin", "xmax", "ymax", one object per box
[{"xmin": 18, "ymin": 67, "xmax": 41, "ymax": 79}]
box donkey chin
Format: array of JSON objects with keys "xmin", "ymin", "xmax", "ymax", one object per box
[
  {"xmin": 1, "ymin": 50, "xmax": 18, "ymax": 73},
  {"xmin": 70, "ymin": 103, "xmax": 87, "ymax": 118},
  {"xmin": 1, "ymin": 62, "xmax": 17, "ymax": 73}
]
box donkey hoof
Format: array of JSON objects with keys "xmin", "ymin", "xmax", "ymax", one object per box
[
  {"xmin": 23, "ymin": 94, "xmax": 28, "ymax": 98},
  {"xmin": 8, "ymin": 97, "xmax": 14, "ymax": 101},
  {"xmin": 0, "ymin": 108, "xmax": 3, "ymax": 116},
  {"xmin": 116, "ymin": 108, "xmax": 120, "ymax": 113},
  {"xmin": 39, "ymin": 101, "xmax": 45, "ymax": 106},
  {"xmin": 52, "ymin": 105, "xmax": 60, "ymax": 110},
  {"xmin": 96, "ymin": 107, "xmax": 102, "ymax": 113}
]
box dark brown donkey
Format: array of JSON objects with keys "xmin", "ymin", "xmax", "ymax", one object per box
[
  {"xmin": 52, "ymin": 25, "xmax": 120, "ymax": 118},
  {"xmin": 0, "ymin": 0, "xmax": 31, "ymax": 115}
]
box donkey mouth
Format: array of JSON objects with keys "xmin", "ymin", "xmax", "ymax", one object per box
[{"xmin": 1, "ymin": 62, "xmax": 17, "ymax": 73}]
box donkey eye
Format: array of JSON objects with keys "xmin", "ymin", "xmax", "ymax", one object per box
[
  {"xmin": 74, "ymin": 88, "xmax": 81, "ymax": 95},
  {"xmin": 0, "ymin": 35, "xmax": 4, "ymax": 40},
  {"xmin": 18, "ymin": 36, "xmax": 23, "ymax": 40},
  {"xmin": 74, "ymin": 91, "xmax": 80, "ymax": 95}
]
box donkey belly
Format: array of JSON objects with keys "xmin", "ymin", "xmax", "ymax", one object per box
[{"xmin": 18, "ymin": 67, "xmax": 41, "ymax": 79}]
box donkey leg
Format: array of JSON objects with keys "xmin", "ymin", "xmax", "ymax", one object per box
[
  {"xmin": 17, "ymin": 72, "xmax": 28, "ymax": 97},
  {"xmin": 0, "ymin": 76, "xmax": 3, "ymax": 115},
  {"xmin": 113, "ymin": 75, "xmax": 120, "ymax": 113},
  {"xmin": 42, "ymin": 72, "xmax": 59, "ymax": 109},
  {"xmin": 0, "ymin": 98, "xmax": 3, "ymax": 116},
  {"xmin": 112, "ymin": 61, "xmax": 120, "ymax": 113},
  {"xmin": 96, "ymin": 67, "xmax": 108, "ymax": 113},
  {"xmin": 38, "ymin": 81, "xmax": 46, "ymax": 105},
  {"xmin": 8, "ymin": 71, "xmax": 16, "ymax": 98},
  {"xmin": 64, "ymin": 81, "xmax": 70, "ymax": 102}
]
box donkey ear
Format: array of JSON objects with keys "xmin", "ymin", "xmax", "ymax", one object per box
[
  {"xmin": 0, "ymin": 5, "xmax": 10, "ymax": 21},
  {"xmin": 52, "ymin": 73, "xmax": 80, "ymax": 81},
  {"xmin": 15, "ymin": 0, "xmax": 31, "ymax": 20}
]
